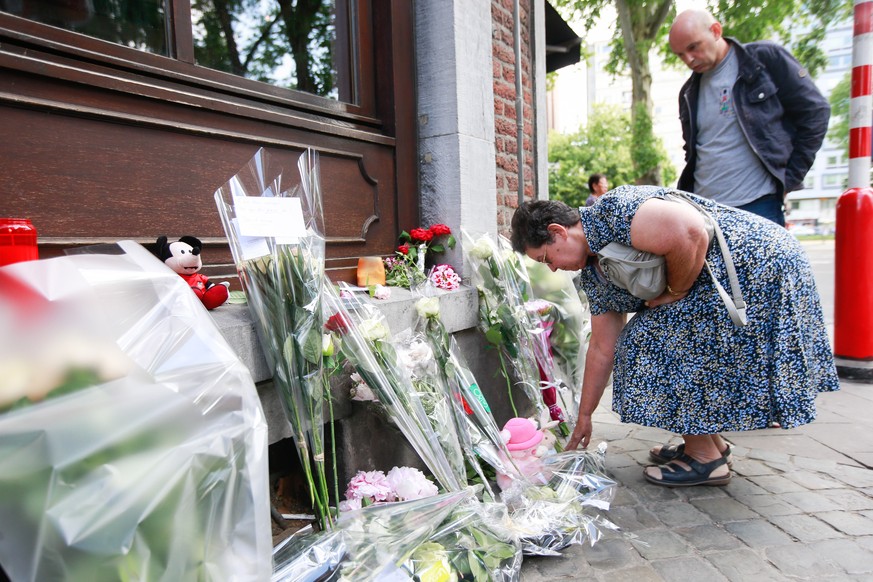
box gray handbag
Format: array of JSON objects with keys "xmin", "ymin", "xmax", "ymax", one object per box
[
  {"xmin": 597, "ymin": 243, "xmax": 665, "ymax": 301},
  {"xmin": 596, "ymin": 191, "xmax": 748, "ymax": 327}
]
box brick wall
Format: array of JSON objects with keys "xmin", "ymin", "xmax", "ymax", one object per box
[{"xmin": 492, "ymin": 0, "xmax": 535, "ymax": 236}]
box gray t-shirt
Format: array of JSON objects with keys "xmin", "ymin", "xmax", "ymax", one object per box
[{"xmin": 693, "ymin": 47, "xmax": 778, "ymax": 206}]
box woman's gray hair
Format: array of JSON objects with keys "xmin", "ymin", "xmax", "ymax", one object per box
[{"xmin": 510, "ymin": 199, "xmax": 581, "ymax": 253}]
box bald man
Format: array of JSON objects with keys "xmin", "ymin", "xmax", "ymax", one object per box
[{"xmin": 669, "ymin": 10, "xmax": 830, "ymax": 226}]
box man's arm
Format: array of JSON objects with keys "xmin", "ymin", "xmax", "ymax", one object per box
[{"xmin": 760, "ymin": 44, "xmax": 831, "ymax": 192}]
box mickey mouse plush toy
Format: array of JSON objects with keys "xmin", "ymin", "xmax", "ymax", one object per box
[{"xmin": 154, "ymin": 236, "xmax": 229, "ymax": 310}]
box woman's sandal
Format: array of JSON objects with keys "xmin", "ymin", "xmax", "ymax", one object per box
[
  {"xmin": 644, "ymin": 453, "xmax": 731, "ymax": 487},
  {"xmin": 649, "ymin": 442, "xmax": 733, "ymax": 467}
]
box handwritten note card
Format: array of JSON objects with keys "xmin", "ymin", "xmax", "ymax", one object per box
[{"xmin": 234, "ymin": 196, "xmax": 307, "ymax": 239}]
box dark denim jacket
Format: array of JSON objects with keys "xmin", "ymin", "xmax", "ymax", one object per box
[{"xmin": 677, "ymin": 38, "xmax": 831, "ymax": 195}]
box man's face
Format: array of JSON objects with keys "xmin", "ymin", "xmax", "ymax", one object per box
[
  {"xmin": 669, "ymin": 21, "xmax": 723, "ymax": 74},
  {"xmin": 593, "ymin": 177, "xmax": 609, "ymax": 196}
]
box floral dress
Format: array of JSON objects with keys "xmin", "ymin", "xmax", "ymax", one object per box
[{"xmin": 577, "ymin": 185, "xmax": 839, "ymax": 435}]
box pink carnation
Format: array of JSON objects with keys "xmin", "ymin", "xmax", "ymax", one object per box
[
  {"xmin": 386, "ymin": 466, "xmax": 438, "ymax": 501},
  {"xmin": 344, "ymin": 470, "xmax": 395, "ymax": 504},
  {"xmin": 429, "ymin": 264, "xmax": 460, "ymax": 291}
]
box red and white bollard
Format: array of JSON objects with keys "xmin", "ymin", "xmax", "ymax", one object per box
[{"xmin": 834, "ymin": 0, "xmax": 873, "ymax": 380}]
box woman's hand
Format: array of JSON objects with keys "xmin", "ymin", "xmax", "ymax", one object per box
[
  {"xmin": 566, "ymin": 413, "xmax": 592, "ymax": 450},
  {"xmin": 644, "ymin": 289, "xmax": 688, "ymax": 309}
]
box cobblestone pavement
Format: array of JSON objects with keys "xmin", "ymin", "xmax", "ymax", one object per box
[{"xmin": 521, "ymin": 240, "xmax": 873, "ymax": 580}]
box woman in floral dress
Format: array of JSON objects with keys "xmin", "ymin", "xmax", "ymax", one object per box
[{"xmin": 510, "ymin": 185, "xmax": 839, "ymax": 487}]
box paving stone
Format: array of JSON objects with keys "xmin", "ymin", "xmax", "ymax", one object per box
[
  {"xmin": 607, "ymin": 504, "xmax": 663, "ymax": 531},
  {"xmin": 635, "ymin": 482, "xmax": 684, "ymax": 503},
  {"xmin": 704, "ymin": 548, "xmax": 791, "ymax": 582},
  {"xmin": 582, "ymin": 537, "xmax": 644, "ymax": 571},
  {"xmin": 650, "ymin": 556, "xmax": 727, "ymax": 581},
  {"xmin": 762, "ymin": 460, "xmax": 795, "ymax": 473},
  {"xmin": 520, "ymin": 553, "xmax": 595, "ymax": 581},
  {"xmin": 782, "ymin": 469, "xmax": 845, "ymax": 490},
  {"xmin": 628, "ymin": 529, "xmax": 692, "ymax": 560},
  {"xmin": 806, "ymin": 538, "xmax": 873, "ymax": 575},
  {"xmin": 769, "ymin": 514, "xmax": 843, "ymax": 542},
  {"xmin": 746, "ymin": 449, "xmax": 792, "ymax": 465},
  {"xmin": 765, "ymin": 541, "xmax": 846, "ymax": 578},
  {"xmin": 791, "ymin": 456, "xmax": 839, "ymax": 473},
  {"xmin": 831, "ymin": 465, "xmax": 873, "ymax": 488},
  {"xmin": 592, "ymin": 565, "xmax": 664, "ymax": 582},
  {"xmin": 647, "ymin": 500, "xmax": 712, "ymax": 528},
  {"xmin": 676, "ymin": 484, "xmax": 729, "ymax": 500},
  {"xmin": 726, "ymin": 493, "xmax": 802, "ymax": 517},
  {"xmin": 674, "ymin": 524, "xmax": 743, "ymax": 552},
  {"xmin": 609, "ymin": 486, "xmax": 640, "ymax": 508},
  {"xmin": 720, "ymin": 476, "xmax": 768, "ymax": 496},
  {"xmin": 856, "ymin": 535, "xmax": 873, "ymax": 552},
  {"xmin": 609, "ymin": 438, "xmax": 654, "ymax": 453},
  {"xmin": 690, "ymin": 496, "xmax": 759, "ymax": 522},
  {"xmin": 816, "ymin": 511, "xmax": 873, "ymax": 536},
  {"xmin": 818, "ymin": 488, "xmax": 873, "ymax": 511},
  {"xmin": 780, "ymin": 490, "xmax": 843, "ymax": 513},
  {"xmin": 730, "ymin": 459, "xmax": 776, "ymax": 477},
  {"xmin": 747, "ymin": 474, "xmax": 807, "ymax": 494},
  {"xmin": 724, "ymin": 519, "xmax": 794, "ymax": 547},
  {"xmin": 606, "ymin": 452, "xmax": 642, "ymax": 469}
]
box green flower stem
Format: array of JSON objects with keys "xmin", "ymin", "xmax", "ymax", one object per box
[{"xmin": 497, "ymin": 350, "xmax": 518, "ymax": 418}]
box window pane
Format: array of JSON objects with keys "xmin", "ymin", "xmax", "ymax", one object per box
[
  {"xmin": 191, "ymin": 0, "xmax": 351, "ymax": 101},
  {"xmin": 1, "ymin": 0, "xmax": 168, "ymax": 54}
]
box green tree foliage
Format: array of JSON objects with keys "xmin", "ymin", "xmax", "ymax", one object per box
[
  {"xmin": 827, "ymin": 71, "xmax": 851, "ymax": 157},
  {"xmin": 548, "ymin": 105, "xmax": 675, "ymax": 207},
  {"xmin": 552, "ymin": 0, "xmax": 851, "ymax": 184},
  {"xmin": 192, "ymin": 0, "xmax": 335, "ymax": 96}
]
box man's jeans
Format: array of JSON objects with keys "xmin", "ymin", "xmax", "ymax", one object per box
[{"xmin": 737, "ymin": 193, "xmax": 785, "ymax": 227}]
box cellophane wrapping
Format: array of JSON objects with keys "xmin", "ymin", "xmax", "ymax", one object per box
[{"xmin": 0, "ymin": 240, "xmax": 271, "ymax": 581}]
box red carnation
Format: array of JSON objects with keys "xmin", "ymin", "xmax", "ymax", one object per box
[
  {"xmin": 430, "ymin": 223, "xmax": 452, "ymax": 236},
  {"xmin": 397, "ymin": 244, "xmax": 410, "ymax": 255},
  {"xmin": 409, "ymin": 228, "xmax": 434, "ymax": 243},
  {"xmin": 325, "ymin": 312, "xmax": 350, "ymax": 334}
]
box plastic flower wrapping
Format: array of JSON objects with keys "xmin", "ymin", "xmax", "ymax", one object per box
[
  {"xmin": 462, "ymin": 232, "xmax": 578, "ymax": 435},
  {"xmin": 0, "ymin": 241, "xmax": 271, "ymax": 581},
  {"xmin": 215, "ymin": 148, "xmax": 338, "ymax": 530},
  {"xmin": 271, "ymin": 489, "xmax": 476, "ymax": 581},
  {"xmin": 411, "ymin": 291, "xmax": 618, "ymax": 557},
  {"xmin": 322, "ymin": 284, "xmax": 466, "ymax": 492}
]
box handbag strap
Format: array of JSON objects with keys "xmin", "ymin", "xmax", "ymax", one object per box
[{"xmin": 669, "ymin": 191, "xmax": 748, "ymax": 327}]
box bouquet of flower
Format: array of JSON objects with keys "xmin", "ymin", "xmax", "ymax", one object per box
[
  {"xmin": 271, "ymin": 489, "xmax": 475, "ymax": 581},
  {"xmin": 0, "ymin": 242, "xmax": 271, "ymax": 580},
  {"xmin": 215, "ymin": 148, "xmax": 337, "ymax": 530},
  {"xmin": 385, "ymin": 223, "xmax": 456, "ymax": 289},
  {"xmin": 402, "ymin": 501, "xmax": 522, "ymax": 582},
  {"xmin": 462, "ymin": 232, "xmax": 545, "ymax": 419},
  {"xmin": 414, "ymin": 295, "xmax": 511, "ymax": 501},
  {"xmin": 497, "ymin": 445, "xmax": 619, "ymax": 556},
  {"xmin": 322, "ymin": 285, "xmax": 465, "ymax": 492},
  {"xmin": 524, "ymin": 259, "xmax": 591, "ymax": 419},
  {"xmin": 339, "ymin": 466, "xmax": 439, "ymax": 512}
]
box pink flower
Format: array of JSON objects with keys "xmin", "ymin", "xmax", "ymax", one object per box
[
  {"xmin": 429, "ymin": 264, "xmax": 460, "ymax": 291},
  {"xmin": 373, "ymin": 284, "xmax": 391, "ymax": 300},
  {"xmin": 345, "ymin": 470, "xmax": 395, "ymax": 504},
  {"xmin": 386, "ymin": 466, "xmax": 438, "ymax": 501},
  {"xmin": 338, "ymin": 498, "xmax": 362, "ymax": 512}
]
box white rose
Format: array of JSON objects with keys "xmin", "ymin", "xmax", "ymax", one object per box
[
  {"xmin": 415, "ymin": 297, "xmax": 440, "ymax": 319},
  {"xmin": 359, "ymin": 318, "xmax": 389, "ymax": 341},
  {"xmin": 469, "ymin": 237, "xmax": 494, "ymax": 260}
]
